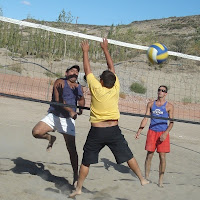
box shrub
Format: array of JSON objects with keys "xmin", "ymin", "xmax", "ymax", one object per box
[
  {"xmin": 8, "ymin": 65, "xmax": 22, "ymax": 74},
  {"xmin": 119, "ymin": 92, "xmax": 126, "ymax": 99},
  {"xmin": 130, "ymin": 82, "xmax": 147, "ymax": 94},
  {"xmin": 182, "ymin": 97, "xmax": 192, "ymax": 104}
]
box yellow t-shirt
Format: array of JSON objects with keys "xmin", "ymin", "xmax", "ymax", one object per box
[{"xmin": 86, "ymin": 73, "xmax": 120, "ymax": 123}]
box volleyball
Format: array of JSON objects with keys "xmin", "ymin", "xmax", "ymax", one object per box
[{"xmin": 147, "ymin": 43, "xmax": 168, "ymax": 64}]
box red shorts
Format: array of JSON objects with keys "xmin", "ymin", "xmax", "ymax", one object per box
[{"xmin": 145, "ymin": 129, "xmax": 170, "ymax": 153}]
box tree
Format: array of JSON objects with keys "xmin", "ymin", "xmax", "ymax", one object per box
[
  {"xmin": 56, "ymin": 9, "xmax": 75, "ymax": 58},
  {"xmin": 57, "ymin": 9, "xmax": 75, "ymax": 23}
]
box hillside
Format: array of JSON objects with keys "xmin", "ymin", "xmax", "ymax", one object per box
[
  {"xmin": 24, "ymin": 15, "xmax": 200, "ymax": 56},
  {"xmin": 0, "ymin": 15, "xmax": 200, "ymax": 121}
]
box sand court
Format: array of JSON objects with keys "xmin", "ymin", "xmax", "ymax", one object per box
[{"xmin": 0, "ymin": 97, "xmax": 199, "ymax": 200}]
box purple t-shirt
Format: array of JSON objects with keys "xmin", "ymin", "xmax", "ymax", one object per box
[{"xmin": 48, "ymin": 79, "xmax": 83, "ymax": 118}]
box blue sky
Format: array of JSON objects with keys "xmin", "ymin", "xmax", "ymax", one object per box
[{"xmin": 0, "ymin": 0, "xmax": 199, "ymax": 25}]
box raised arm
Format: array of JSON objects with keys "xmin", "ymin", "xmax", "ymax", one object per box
[
  {"xmin": 100, "ymin": 38, "xmax": 115, "ymax": 74},
  {"xmin": 135, "ymin": 102, "xmax": 152, "ymax": 139},
  {"xmin": 81, "ymin": 40, "xmax": 91, "ymax": 76}
]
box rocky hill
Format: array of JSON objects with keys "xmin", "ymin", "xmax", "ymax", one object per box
[
  {"xmin": 0, "ymin": 15, "xmax": 200, "ymax": 118},
  {"xmin": 25, "ymin": 15, "xmax": 200, "ymax": 56}
]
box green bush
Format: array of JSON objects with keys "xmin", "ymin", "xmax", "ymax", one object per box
[
  {"xmin": 182, "ymin": 97, "xmax": 192, "ymax": 104},
  {"xmin": 130, "ymin": 82, "xmax": 147, "ymax": 94},
  {"xmin": 8, "ymin": 65, "xmax": 22, "ymax": 74}
]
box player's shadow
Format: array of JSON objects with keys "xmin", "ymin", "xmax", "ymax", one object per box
[
  {"xmin": 9, "ymin": 157, "xmax": 94, "ymax": 196},
  {"xmin": 10, "ymin": 157, "xmax": 73, "ymax": 195},
  {"xmin": 100, "ymin": 158, "xmax": 137, "ymax": 178}
]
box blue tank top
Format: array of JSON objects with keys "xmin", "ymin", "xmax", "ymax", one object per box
[
  {"xmin": 48, "ymin": 79, "xmax": 83, "ymax": 118},
  {"xmin": 149, "ymin": 101, "xmax": 169, "ymax": 132}
]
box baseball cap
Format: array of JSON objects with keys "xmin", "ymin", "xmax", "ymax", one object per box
[{"xmin": 66, "ymin": 65, "xmax": 80, "ymax": 72}]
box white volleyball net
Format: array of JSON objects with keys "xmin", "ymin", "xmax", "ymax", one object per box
[{"xmin": 0, "ymin": 16, "xmax": 200, "ymax": 124}]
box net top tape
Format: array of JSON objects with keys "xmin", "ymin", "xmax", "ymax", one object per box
[{"xmin": 0, "ymin": 16, "xmax": 200, "ymax": 61}]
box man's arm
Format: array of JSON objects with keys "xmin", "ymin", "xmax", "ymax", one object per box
[
  {"xmin": 63, "ymin": 100, "xmax": 77, "ymax": 120},
  {"xmin": 100, "ymin": 38, "xmax": 115, "ymax": 74},
  {"xmin": 135, "ymin": 102, "xmax": 152, "ymax": 139},
  {"xmin": 77, "ymin": 86, "xmax": 85, "ymax": 115},
  {"xmin": 81, "ymin": 40, "xmax": 91, "ymax": 76},
  {"xmin": 54, "ymin": 79, "xmax": 77, "ymax": 120},
  {"xmin": 53, "ymin": 79, "xmax": 63, "ymax": 102},
  {"xmin": 160, "ymin": 103, "xmax": 174, "ymax": 141}
]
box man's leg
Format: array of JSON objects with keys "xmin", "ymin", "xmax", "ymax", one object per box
[
  {"xmin": 127, "ymin": 158, "xmax": 149, "ymax": 186},
  {"xmin": 145, "ymin": 151, "xmax": 154, "ymax": 180},
  {"xmin": 32, "ymin": 121, "xmax": 56, "ymax": 151},
  {"xmin": 158, "ymin": 152, "xmax": 166, "ymax": 187},
  {"xmin": 63, "ymin": 134, "xmax": 78, "ymax": 187},
  {"xmin": 69, "ymin": 164, "xmax": 90, "ymax": 198}
]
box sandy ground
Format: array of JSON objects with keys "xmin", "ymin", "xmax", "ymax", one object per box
[{"xmin": 0, "ymin": 97, "xmax": 200, "ymax": 200}]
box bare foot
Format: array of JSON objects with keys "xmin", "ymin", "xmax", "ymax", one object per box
[
  {"xmin": 46, "ymin": 135, "xmax": 56, "ymax": 152},
  {"xmin": 158, "ymin": 183, "xmax": 164, "ymax": 188},
  {"xmin": 141, "ymin": 178, "xmax": 150, "ymax": 186},
  {"xmin": 69, "ymin": 189, "xmax": 81, "ymax": 198}
]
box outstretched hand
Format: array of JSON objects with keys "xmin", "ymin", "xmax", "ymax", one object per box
[
  {"xmin": 81, "ymin": 40, "xmax": 89, "ymax": 52},
  {"xmin": 100, "ymin": 38, "xmax": 108, "ymax": 50}
]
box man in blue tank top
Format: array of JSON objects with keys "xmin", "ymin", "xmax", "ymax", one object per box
[
  {"xmin": 135, "ymin": 85, "xmax": 174, "ymax": 187},
  {"xmin": 32, "ymin": 65, "xmax": 85, "ymax": 187}
]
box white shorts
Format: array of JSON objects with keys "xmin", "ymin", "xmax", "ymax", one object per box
[{"xmin": 41, "ymin": 113, "xmax": 75, "ymax": 136}]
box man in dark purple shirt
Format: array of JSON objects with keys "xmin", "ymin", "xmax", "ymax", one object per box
[{"xmin": 32, "ymin": 65, "xmax": 85, "ymax": 187}]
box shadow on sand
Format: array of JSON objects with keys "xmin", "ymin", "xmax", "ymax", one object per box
[
  {"xmin": 101, "ymin": 158, "xmax": 137, "ymax": 178},
  {"xmin": 10, "ymin": 157, "xmax": 73, "ymax": 195},
  {"xmin": 9, "ymin": 157, "xmax": 94, "ymax": 197}
]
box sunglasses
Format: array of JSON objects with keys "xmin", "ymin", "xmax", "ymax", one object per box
[{"xmin": 158, "ymin": 89, "xmax": 167, "ymax": 93}]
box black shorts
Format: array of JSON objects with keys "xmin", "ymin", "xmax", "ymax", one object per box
[{"xmin": 82, "ymin": 125, "xmax": 133, "ymax": 165}]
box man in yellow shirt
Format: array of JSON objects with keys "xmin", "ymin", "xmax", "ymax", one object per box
[
  {"xmin": 70, "ymin": 38, "xmax": 149, "ymax": 198},
  {"xmin": 88, "ymin": 68, "xmax": 120, "ymax": 123}
]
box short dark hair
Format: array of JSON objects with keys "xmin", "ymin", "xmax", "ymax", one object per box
[
  {"xmin": 159, "ymin": 85, "xmax": 168, "ymax": 93},
  {"xmin": 100, "ymin": 70, "xmax": 116, "ymax": 88}
]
